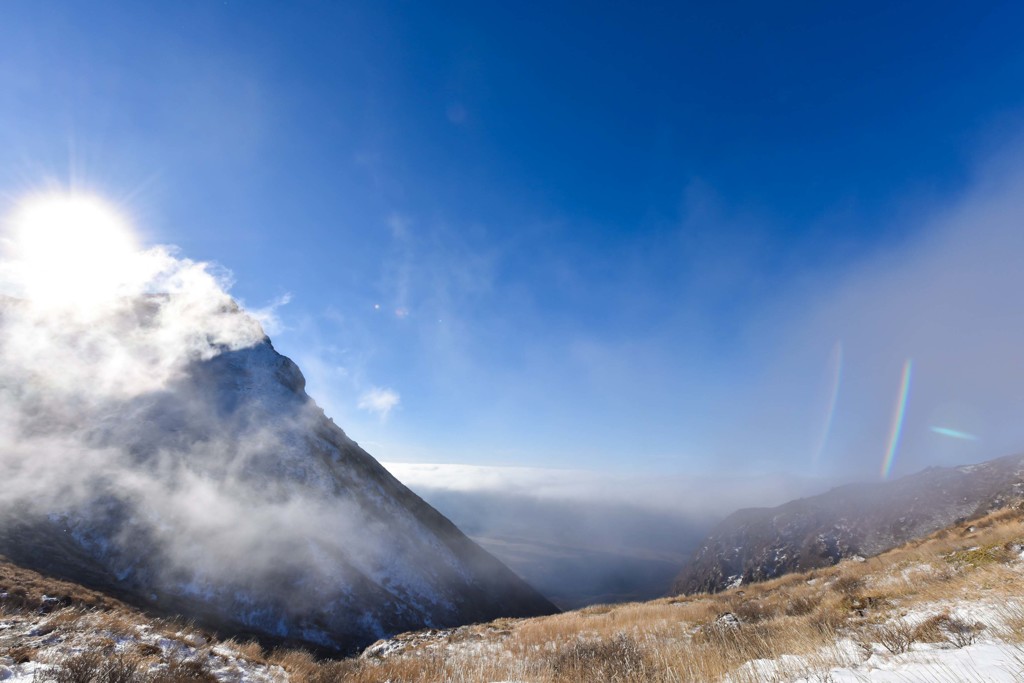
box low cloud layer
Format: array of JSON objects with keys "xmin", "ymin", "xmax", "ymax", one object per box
[
  {"xmin": 382, "ymin": 461, "xmax": 832, "ymax": 606},
  {"xmin": 383, "ymin": 461, "xmax": 826, "ymax": 520}
]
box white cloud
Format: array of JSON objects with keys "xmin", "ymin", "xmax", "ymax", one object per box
[
  {"xmin": 0, "ymin": 192, "xmax": 267, "ymax": 399},
  {"xmin": 246, "ymin": 292, "xmax": 292, "ymax": 336},
  {"xmin": 0, "ymin": 191, "xmax": 439, "ymax": 627},
  {"xmin": 358, "ymin": 386, "xmax": 400, "ymax": 419},
  {"xmin": 381, "ymin": 461, "xmax": 829, "ymax": 518}
]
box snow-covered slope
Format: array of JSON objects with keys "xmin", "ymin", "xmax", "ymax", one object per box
[{"xmin": 0, "ymin": 297, "xmax": 556, "ymax": 655}]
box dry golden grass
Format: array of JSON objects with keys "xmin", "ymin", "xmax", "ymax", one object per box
[
  {"xmin": 264, "ymin": 502, "xmax": 1024, "ymax": 682},
  {"xmin": 5, "ymin": 504, "xmax": 1024, "ymax": 681},
  {"xmin": 0, "ymin": 561, "xmax": 271, "ymax": 679},
  {"xmin": 220, "ymin": 637, "xmax": 266, "ymax": 664},
  {"xmin": 0, "ymin": 555, "xmax": 128, "ymax": 614}
]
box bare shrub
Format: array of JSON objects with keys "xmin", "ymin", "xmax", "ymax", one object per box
[
  {"xmin": 134, "ymin": 643, "xmax": 162, "ymax": 657},
  {"xmin": 841, "ymin": 593, "xmax": 886, "ymax": 616},
  {"xmin": 913, "ymin": 612, "xmax": 985, "ymax": 648},
  {"xmin": 943, "ymin": 616, "xmax": 985, "ymax": 648},
  {"xmin": 913, "ymin": 613, "xmax": 948, "ymax": 643},
  {"xmin": 269, "ymin": 649, "xmax": 319, "ymax": 678},
  {"xmin": 730, "ymin": 599, "xmax": 769, "ymax": 623},
  {"xmin": 230, "ymin": 639, "xmax": 264, "ymax": 662},
  {"xmin": 321, "ymin": 659, "xmax": 364, "ymax": 678},
  {"xmin": 93, "ymin": 611, "xmax": 140, "ymax": 639},
  {"xmin": 995, "ymin": 602, "xmax": 1024, "ymax": 643},
  {"xmin": 46, "ymin": 607, "xmax": 86, "ymax": 631},
  {"xmin": 51, "ymin": 652, "xmax": 104, "ymax": 683},
  {"xmin": 291, "ymin": 659, "xmax": 363, "ymax": 683},
  {"xmin": 1, "ymin": 586, "xmax": 31, "ymax": 611},
  {"xmin": 852, "ymin": 633, "xmax": 876, "ymax": 658},
  {"xmin": 548, "ymin": 633, "xmax": 652, "ymax": 682},
  {"xmin": 783, "ymin": 594, "xmax": 817, "ymax": 617},
  {"xmin": 831, "ymin": 575, "xmax": 863, "ymax": 597},
  {"xmin": 876, "ymin": 620, "xmax": 915, "ymax": 654},
  {"xmin": 808, "ymin": 603, "xmax": 846, "ymax": 636},
  {"xmin": 692, "ymin": 620, "xmax": 776, "ymax": 662},
  {"xmin": 103, "ymin": 653, "xmax": 145, "ymax": 683},
  {"xmin": 267, "ymin": 649, "xmax": 366, "ymax": 682},
  {"xmin": 150, "ymin": 656, "xmax": 217, "ymax": 683},
  {"xmin": 46, "ymin": 651, "xmax": 144, "ymax": 683},
  {"xmin": 7, "ymin": 644, "xmax": 37, "ymax": 663}
]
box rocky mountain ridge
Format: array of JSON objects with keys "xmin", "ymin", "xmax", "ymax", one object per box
[
  {"xmin": 672, "ymin": 452, "xmax": 1024, "ymax": 595},
  {"xmin": 0, "ymin": 297, "xmax": 556, "ymax": 655}
]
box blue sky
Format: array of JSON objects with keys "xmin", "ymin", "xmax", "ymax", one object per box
[{"xmin": 3, "ymin": 1, "xmax": 1024, "ymax": 482}]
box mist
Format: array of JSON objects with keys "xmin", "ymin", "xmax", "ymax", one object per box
[
  {"xmin": 0, "ymin": 193, "xmax": 454, "ymax": 632},
  {"xmin": 4, "ymin": 139, "xmax": 1024, "ymax": 618},
  {"xmin": 384, "ymin": 462, "xmax": 831, "ymax": 607},
  {"xmin": 374, "ymin": 144, "xmax": 1024, "ymax": 601},
  {"xmin": 719, "ymin": 145, "xmax": 1024, "ymax": 481}
]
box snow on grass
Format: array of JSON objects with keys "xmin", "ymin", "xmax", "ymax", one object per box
[
  {"xmin": 804, "ymin": 641, "xmax": 1024, "ymax": 682},
  {"xmin": 0, "ymin": 606, "xmax": 288, "ymax": 683},
  {"xmin": 726, "ymin": 595, "xmax": 1024, "ymax": 683}
]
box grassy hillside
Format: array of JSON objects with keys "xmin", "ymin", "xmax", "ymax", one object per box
[{"xmin": 5, "ymin": 503, "xmax": 1024, "ymax": 681}]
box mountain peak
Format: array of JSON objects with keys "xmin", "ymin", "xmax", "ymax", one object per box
[{"xmin": 0, "ymin": 297, "xmax": 556, "ymax": 655}]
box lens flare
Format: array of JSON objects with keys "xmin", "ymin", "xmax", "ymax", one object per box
[
  {"xmin": 880, "ymin": 359, "xmax": 913, "ymax": 480},
  {"xmin": 930, "ymin": 426, "xmax": 979, "ymax": 441},
  {"xmin": 811, "ymin": 341, "xmax": 843, "ymax": 468},
  {"xmin": 1, "ymin": 193, "xmax": 140, "ymax": 310}
]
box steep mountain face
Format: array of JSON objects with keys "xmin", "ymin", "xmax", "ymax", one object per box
[
  {"xmin": 0, "ymin": 298, "xmax": 556, "ymax": 655},
  {"xmin": 673, "ymin": 453, "xmax": 1024, "ymax": 595}
]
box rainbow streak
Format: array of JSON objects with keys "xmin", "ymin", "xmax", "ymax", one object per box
[
  {"xmin": 930, "ymin": 426, "xmax": 979, "ymax": 441},
  {"xmin": 812, "ymin": 341, "xmax": 843, "ymax": 468},
  {"xmin": 881, "ymin": 359, "xmax": 913, "ymax": 480}
]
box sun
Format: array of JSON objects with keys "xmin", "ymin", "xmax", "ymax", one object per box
[{"xmin": 2, "ymin": 193, "xmax": 142, "ymax": 309}]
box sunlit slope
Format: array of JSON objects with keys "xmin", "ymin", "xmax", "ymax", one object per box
[
  {"xmin": 6, "ymin": 488, "xmax": 1024, "ymax": 680},
  {"xmin": 340, "ymin": 503, "xmax": 1024, "ymax": 682}
]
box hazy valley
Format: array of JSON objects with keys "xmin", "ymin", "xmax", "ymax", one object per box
[
  {"xmin": 3, "ymin": 293, "xmax": 1024, "ymax": 680},
  {"xmin": 4, "ymin": 3, "xmax": 1024, "ymax": 679},
  {"xmin": 6, "ymin": 486, "xmax": 1024, "ymax": 681}
]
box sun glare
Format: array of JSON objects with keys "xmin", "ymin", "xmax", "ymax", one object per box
[{"xmin": 2, "ymin": 193, "xmax": 141, "ymax": 308}]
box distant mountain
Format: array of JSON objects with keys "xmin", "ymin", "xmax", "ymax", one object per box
[
  {"xmin": 0, "ymin": 297, "xmax": 556, "ymax": 655},
  {"xmin": 672, "ymin": 453, "xmax": 1024, "ymax": 595}
]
